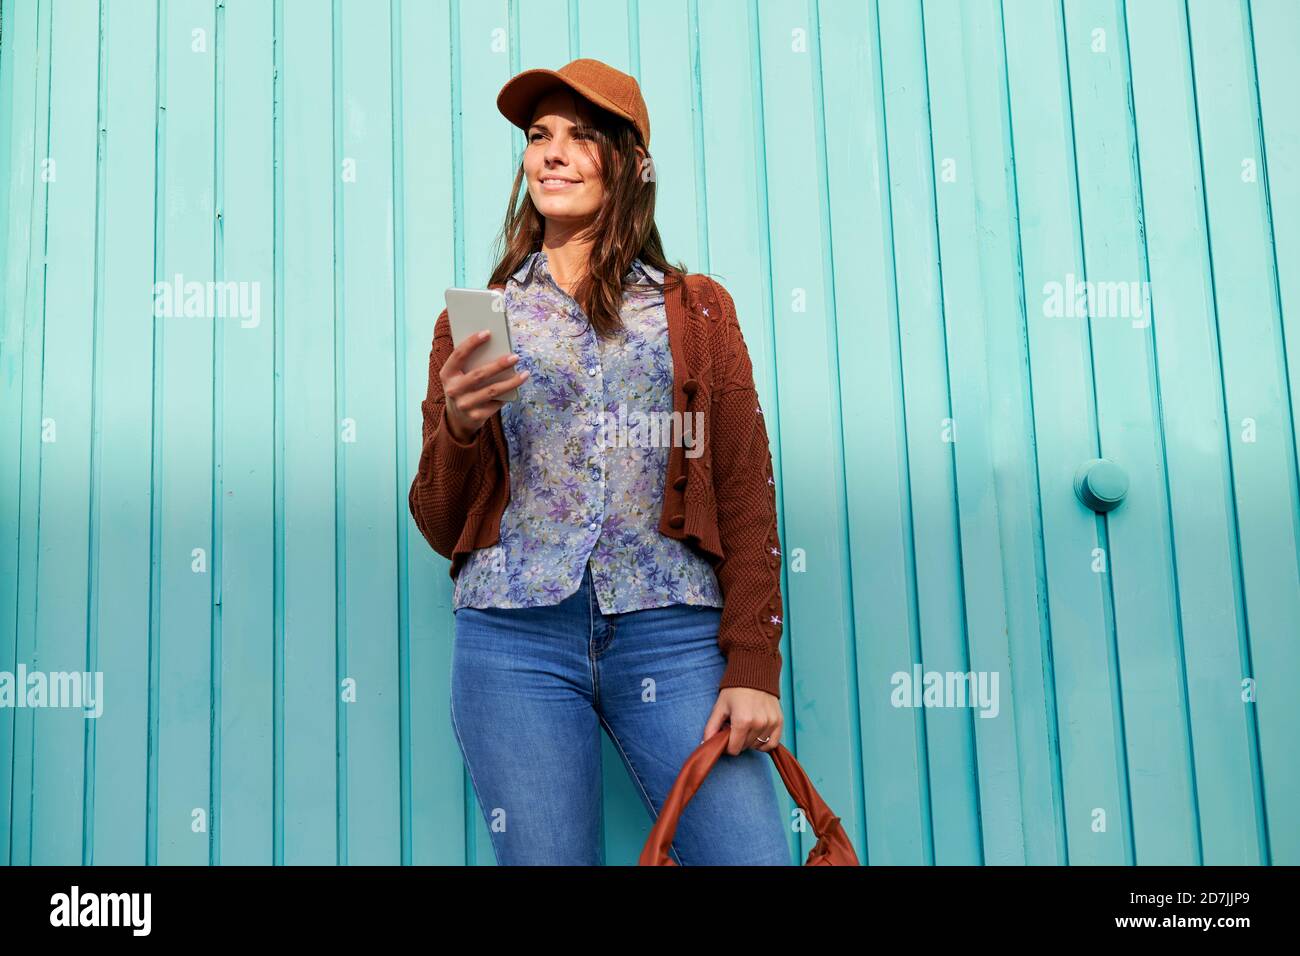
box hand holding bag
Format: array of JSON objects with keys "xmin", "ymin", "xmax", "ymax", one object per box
[{"xmin": 638, "ymin": 726, "xmax": 860, "ymax": 865}]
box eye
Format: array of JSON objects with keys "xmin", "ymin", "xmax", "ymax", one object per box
[{"xmin": 528, "ymin": 131, "xmax": 543, "ymax": 143}]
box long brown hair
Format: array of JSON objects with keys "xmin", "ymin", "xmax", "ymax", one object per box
[{"xmin": 487, "ymin": 90, "xmax": 691, "ymax": 339}]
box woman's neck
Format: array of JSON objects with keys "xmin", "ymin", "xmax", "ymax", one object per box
[{"xmin": 539, "ymin": 232, "xmax": 594, "ymax": 291}]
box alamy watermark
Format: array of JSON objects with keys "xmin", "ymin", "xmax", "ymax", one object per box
[
  {"xmin": 890, "ymin": 665, "xmax": 1000, "ymax": 719},
  {"xmin": 50, "ymin": 886, "xmax": 150, "ymax": 935},
  {"xmin": 1042, "ymin": 273, "xmax": 1152, "ymax": 328},
  {"xmin": 153, "ymin": 272, "xmax": 261, "ymax": 328},
  {"xmin": 0, "ymin": 665, "xmax": 104, "ymax": 719},
  {"xmin": 594, "ymin": 404, "xmax": 705, "ymax": 459}
]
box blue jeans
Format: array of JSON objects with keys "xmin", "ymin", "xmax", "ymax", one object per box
[{"xmin": 450, "ymin": 562, "xmax": 792, "ymax": 865}]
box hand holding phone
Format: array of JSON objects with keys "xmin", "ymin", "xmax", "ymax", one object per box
[{"xmin": 441, "ymin": 288, "xmax": 530, "ymax": 443}]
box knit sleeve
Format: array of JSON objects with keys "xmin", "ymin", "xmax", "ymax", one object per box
[
  {"xmin": 706, "ymin": 279, "xmax": 785, "ymax": 699},
  {"xmin": 408, "ymin": 308, "xmax": 489, "ymax": 559}
]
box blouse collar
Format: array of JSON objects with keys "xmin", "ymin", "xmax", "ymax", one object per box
[{"xmin": 510, "ymin": 249, "xmax": 664, "ymax": 287}]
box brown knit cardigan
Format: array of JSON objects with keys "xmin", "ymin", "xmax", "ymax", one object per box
[{"xmin": 408, "ymin": 268, "xmax": 785, "ymax": 699}]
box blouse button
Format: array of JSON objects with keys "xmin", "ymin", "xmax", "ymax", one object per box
[{"xmin": 668, "ymin": 514, "xmax": 685, "ymax": 528}]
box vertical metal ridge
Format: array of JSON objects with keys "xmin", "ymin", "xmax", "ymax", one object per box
[
  {"xmin": 805, "ymin": 0, "xmax": 866, "ymax": 862},
  {"xmin": 389, "ymin": 0, "xmax": 413, "ymax": 867},
  {"xmin": 145, "ymin": 0, "xmax": 167, "ymax": 868},
  {"xmin": 998, "ymin": 0, "xmax": 1068, "ymax": 866},
  {"xmin": 329, "ymin": 0, "xmax": 348, "ymax": 865},
  {"xmin": 917, "ymin": 0, "xmax": 983, "ymax": 864},
  {"xmin": 1244, "ymin": 0, "xmax": 1300, "ymax": 550},
  {"xmin": 688, "ymin": 0, "xmax": 708, "ymax": 270},
  {"xmin": 1242, "ymin": 0, "xmax": 1294, "ymax": 869},
  {"xmin": 81, "ymin": 0, "xmax": 110, "ymax": 867},
  {"xmin": 1181, "ymin": 0, "xmax": 1270, "ymax": 866},
  {"xmin": 23, "ymin": 0, "xmax": 54, "ymax": 868},
  {"xmin": 270, "ymin": 0, "xmax": 285, "ymax": 868},
  {"xmin": 1056, "ymin": 0, "xmax": 1137, "ymax": 866},
  {"xmin": 210, "ymin": 0, "xmax": 227, "ymax": 868},
  {"xmin": 1117, "ymin": 0, "xmax": 1204, "ymax": 865},
  {"xmin": 872, "ymin": 0, "xmax": 934, "ymax": 867}
]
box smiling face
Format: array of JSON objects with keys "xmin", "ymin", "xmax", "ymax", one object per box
[{"xmin": 523, "ymin": 90, "xmax": 607, "ymax": 228}]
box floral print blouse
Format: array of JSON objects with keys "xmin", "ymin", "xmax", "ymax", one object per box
[{"xmin": 452, "ymin": 249, "xmax": 725, "ymax": 614}]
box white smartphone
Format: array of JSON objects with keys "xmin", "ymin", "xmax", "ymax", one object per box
[{"xmin": 444, "ymin": 287, "xmax": 521, "ymax": 403}]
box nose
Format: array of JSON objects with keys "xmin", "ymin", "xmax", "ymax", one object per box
[{"xmin": 543, "ymin": 137, "xmax": 572, "ymax": 168}]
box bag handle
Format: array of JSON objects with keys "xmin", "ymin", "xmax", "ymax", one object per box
[{"xmin": 638, "ymin": 726, "xmax": 860, "ymax": 865}]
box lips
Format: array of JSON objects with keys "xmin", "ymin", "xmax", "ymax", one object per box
[{"xmin": 540, "ymin": 177, "xmax": 580, "ymax": 189}]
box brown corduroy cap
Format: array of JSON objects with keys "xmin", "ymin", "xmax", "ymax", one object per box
[{"xmin": 497, "ymin": 57, "xmax": 651, "ymax": 150}]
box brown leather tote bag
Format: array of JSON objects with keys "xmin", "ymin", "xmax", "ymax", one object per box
[{"xmin": 639, "ymin": 726, "xmax": 860, "ymax": 865}]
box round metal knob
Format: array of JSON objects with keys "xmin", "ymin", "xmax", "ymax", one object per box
[{"xmin": 1073, "ymin": 458, "xmax": 1128, "ymax": 513}]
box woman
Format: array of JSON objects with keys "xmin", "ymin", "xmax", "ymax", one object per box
[{"xmin": 410, "ymin": 58, "xmax": 789, "ymax": 865}]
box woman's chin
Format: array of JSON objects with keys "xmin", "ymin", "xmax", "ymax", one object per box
[{"xmin": 532, "ymin": 196, "xmax": 597, "ymax": 220}]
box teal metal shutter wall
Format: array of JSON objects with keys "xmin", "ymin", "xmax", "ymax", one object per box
[{"xmin": 1, "ymin": 0, "xmax": 1296, "ymax": 865}]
